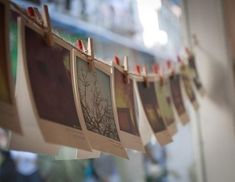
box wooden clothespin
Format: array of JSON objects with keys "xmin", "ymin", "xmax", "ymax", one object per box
[
  {"xmin": 135, "ymin": 64, "xmax": 142, "ymax": 75},
  {"xmin": 26, "ymin": 7, "xmax": 43, "ymax": 26},
  {"xmin": 87, "ymin": 37, "xmax": 95, "ymax": 71},
  {"xmin": 114, "ymin": 56, "xmax": 120, "ymax": 65},
  {"xmin": 33, "ymin": 7, "xmax": 44, "ymax": 25},
  {"xmin": 177, "ymin": 55, "xmax": 186, "ymax": 70},
  {"xmin": 136, "ymin": 64, "xmax": 148, "ymax": 86},
  {"xmin": 123, "ymin": 56, "xmax": 130, "ymax": 84},
  {"xmin": 142, "ymin": 65, "xmax": 149, "ymax": 88},
  {"xmin": 26, "ymin": 7, "xmax": 35, "ymax": 17},
  {"xmin": 167, "ymin": 60, "xmax": 175, "ymax": 77},
  {"xmin": 185, "ymin": 47, "xmax": 195, "ymax": 64},
  {"xmin": 76, "ymin": 39, "xmax": 85, "ymax": 52},
  {"xmin": 185, "ymin": 47, "xmax": 193, "ymax": 58},
  {"xmin": 113, "ymin": 56, "xmax": 129, "ymax": 84},
  {"xmin": 152, "ymin": 64, "xmax": 164, "ymax": 86},
  {"xmin": 152, "ymin": 64, "xmax": 159, "ymax": 74},
  {"xmin": 43, "ymin": 5, "xmax": 53, "ymax": 46}
]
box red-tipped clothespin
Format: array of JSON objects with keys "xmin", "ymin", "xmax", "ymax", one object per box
[
  {"xmin": 76, "ymin": 39, "xmax": 85, "ymax": 51},
  {"xmin": 114, "ymin": 56, "xmax": 120, "ymax": 65},
  {"xmin": 43, "ymin": 5, "xmax": 53, "ymax": 46},
  {"xmin": 166, "ymin": 60, "xmax": 172, "ymax": 70},
  {"xmin": 185, "ymin": 47, "xmax": 196, "ymax": 65},
  {"xmin": 185, "ymin": 47, "xmax": 193, "ymax": 57},
  {"xmin": 152, "ymin": 64, "xmax": 164, "ymax": 86},
  {"xmin": 166, "ymin": 60, "xmax": 175, "ymax": 76},
  {"xmin": 87, "ymin": 37, "xmax": 95, "ymax": 71},
  {"xmin": 135, "ymin": 64, "xmax": 142, "ymax": 75},
  {"xmin": 27, "ymin": 7, "xmax": 35, "ymax": 17},
  {"xmin": 33, "ymin": 7, "xmax": 44, "ymax": 25},
  {"xmin": 177, "ymin": 55, "xmax": 186, "ymax": 70},
  {"xmin": 152, "ymin": 64, "xmax": 160, "ymax": 74},
  {"xmin": 123, "ymin": 56, "xmax": 130, "ymax": 84},
  {"xmin": 142, "ymin": 65, "xmax": 149, "ymax": 88}
]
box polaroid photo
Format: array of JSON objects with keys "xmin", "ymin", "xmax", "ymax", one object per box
[
  {"xmin": 112, "ymin": 65, "xmax": 144, "ymax": 152},
  {"xmin": 10, "ymin": 44, "xmax": 60, "ymax": 155},
  {"xmin": 134, "ymin": 76, "xmax": 172, "ymax": 146},
  {"xmin": 134, "ymin": 81, "xmax": 154, "ymax": 145},
  {"xmin": 155, "ymin": 79, "xmax": 177, "ymax": 136},
  {"xmin": 72, "ymin": 49, "xmax": 128, "ymax": 158},
  {"xmin": 169, "ymin": 74, "xmax": 190, "ymax": 125},
  {"xmin": 18, "ymin": 18, "xmax": 91, "ymax": 151},
  {"xmin": 188, "ymin": 55, "xmax": 205, "ymax": 96},
  {"xmin": 180, "ymin": 66, "xmax": 199, "ymax": 110}
]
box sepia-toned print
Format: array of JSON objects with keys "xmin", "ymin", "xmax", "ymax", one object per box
[
  {"xmin": 181, "ymin": 66, "xmax": 199, "ymax": 110},
  {"xmin": 169, "ymin": 74, "xmax": 189, "ymax": 123},
  {"xmin": 25, "ymin": 26, "xmax": 81, "ymax": 129},
  {"xmin": 137, "ymin": 82, "xmax": 166, "ymax": 133},
  {"xmin": 188, "ymin": 55, "xmax": 204, "ymax": 92},
  {"xmin": 76, "ymin": 57, "xmax": 120, "ymax": 141},
  {"xmin": 182, "ymin": 76, "xmax": 196, "ymax": 102},
  {"xmin": 114, "ymin": 67, "xmax": 140, "ymax": 136},
  {"xmin": 155, "ymin": 81, "xmax": 175, "ymax": 127},
  {"xmin": 0, "ymin": 2, "xmax": 11, "ymax": 104}
]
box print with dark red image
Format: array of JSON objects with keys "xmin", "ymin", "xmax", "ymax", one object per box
[
  {"xmin": 169, "ymin": 74, "xmax": 186, "ymax": 116},
  {"xmin": 137, "ymin": 82, "xmax": 166, "ymax": 133},
  {"xmin": 25, "ymin": 26, "xmax": 81, "ymax": 129}
]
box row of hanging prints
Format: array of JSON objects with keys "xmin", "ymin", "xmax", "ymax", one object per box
[{"xmin": 0, "ymin": 0, "xmax": 205, "ymax": 159}]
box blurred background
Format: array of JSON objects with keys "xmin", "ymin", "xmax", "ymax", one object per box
[{"xmin": 1, "ymin": 0, "xmax": 235, "ymax": 181}]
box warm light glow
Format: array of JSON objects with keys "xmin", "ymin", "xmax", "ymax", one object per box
[{"xmin": 137, "ymin": 0, "xmax": 168, "ymax": 48}]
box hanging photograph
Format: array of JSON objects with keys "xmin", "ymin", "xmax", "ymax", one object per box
[
  {"xmin": 112, "ymin": 65, "xmax": 144, "ymax": 152},
  {"xmin": 181, "ymin": 66, "xmax": 199, "ymax": 110},
  {"xmin": 0, "ymin": 0, "xmax": 21, "ymax": 134},
  {"xmin": 188, "ymin": 54, "xmax": 205, "ymax": 95},
  {"xmin": 169, "ymin": 74, "xmax": 190, "ymax": 124},
  {"xmin": 10, "ymin": 47, "xmax": 60, "ymax": 155},
  {"xmin": 18, "ymin": 18, "xmax": 91, "ymax": 151},
  {"xmin": 134, "ymin": 78, "xmax": 153, "ymax": 145},
  {"xmin": 73, "ymin": 50, "xmax": 127, "ymax": 158},
  {"xmin": 155, "ymin": 79, "xmax": 177, "ymax": 136},
  {"xmin": 135, "ymin": 76, "xmax": 172, "ymax": 146}
]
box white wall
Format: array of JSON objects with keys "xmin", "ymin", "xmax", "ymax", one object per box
[{"xmin": 185, "ymin": 0, "xmax": 235, "ymax": 181}]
